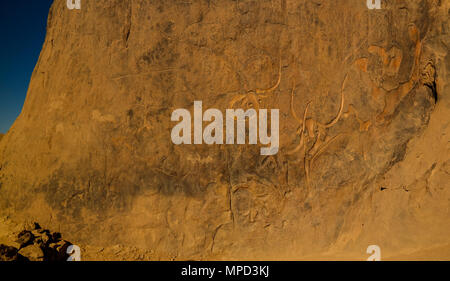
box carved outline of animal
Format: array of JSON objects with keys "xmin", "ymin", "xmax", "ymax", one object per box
[
  {"xmin": 227, "ymin": 52, "xmax": 282, "ymax": 111},
  {"xmin": 288, "ymin": 74, "xmax": 348, "ymax": 186},
  {"xmin": 354, "ymin": 24, "xmax": 423, "ymax": 124}
]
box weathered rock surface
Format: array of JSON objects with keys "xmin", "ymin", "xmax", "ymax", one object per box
[
  {"xmin": 0, "ymin": 244, "xmax": 24, "ymax": 261},
  {"xmin": 0, "ymin": 0, "xmax": 449, "ymax": 260},
  {"xmin": 19, "ymin": 245, "xmax": 44, "ymax": 261}
]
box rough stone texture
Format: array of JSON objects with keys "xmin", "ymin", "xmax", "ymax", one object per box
[
  {"xmin": 0, "ymin": 244, "xmax": 23, "ymax": 261},
  {"xmin": 0, "ymin": 0, "xmax": 449, "ymax": 260},
  {"xmin": 19, "ymin": 245, "xmax": 45, "ymax": 261}
]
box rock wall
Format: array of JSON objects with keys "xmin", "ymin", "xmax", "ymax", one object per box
[{"xmin": 0, "ymin": 0, "xmax": 448, "ymax": 260}]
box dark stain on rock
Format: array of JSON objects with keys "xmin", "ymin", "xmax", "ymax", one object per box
[{"xmin": 137, "ymin": 38, "xmax": 179, "ymax": 70}]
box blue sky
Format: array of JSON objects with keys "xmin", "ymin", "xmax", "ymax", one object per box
[{"xmin": 0, "ymin": 0, "xmax": 54, "ymax": 134}]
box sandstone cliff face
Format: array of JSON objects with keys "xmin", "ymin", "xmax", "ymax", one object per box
[{"xmin": 0, "ymin": 0, "xmax": 449, "ymax": 260}]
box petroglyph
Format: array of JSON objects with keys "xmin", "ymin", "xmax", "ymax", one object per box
[
  {"xmin": 288, "ymin": 75, "xmax": 348, "ymax": 185},
  {"xmin": 355, "ymin": 24, "xmax": 423, "ymax": 124},
  {"xmin": 227, "ymin": 53, "xmax": 282, "ymax": 111}
]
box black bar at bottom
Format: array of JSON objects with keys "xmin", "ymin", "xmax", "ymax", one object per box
[{"xmin": 0, "ymin": 261, "xmax": 445, "ymax": 280}]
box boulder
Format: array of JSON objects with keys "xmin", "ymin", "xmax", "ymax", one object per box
[
  {"xmin": 16, "ymin": 231, "xmax": 34, "ymax": 248},
  {"xmin": 19, "ymin": 245, "xmax": 44, "ymax": 262},
  {"xmin": 0, "ymin": 244, "xmax": 20, "ymax": 261}
]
